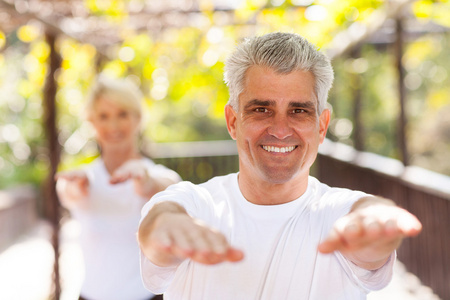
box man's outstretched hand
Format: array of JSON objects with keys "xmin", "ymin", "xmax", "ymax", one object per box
[
  {"xmin": 318, "ymin": 197, "xmax": 422, "ymax": 270},
  {"xmin": 139, "ymin": 202, "xmax": 244, "ymax": 267}
]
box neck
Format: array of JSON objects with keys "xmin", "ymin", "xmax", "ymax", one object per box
[
  {"xmin": 237, "ymin": 171, "xmax": 309, "ymax": 205},
  {"xmin": 100, "ymin": 143, "xmax": 141, "ymax": 174}
]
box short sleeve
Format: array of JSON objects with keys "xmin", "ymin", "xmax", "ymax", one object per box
[
  {"xmin": 335, "ymin": 251, "xmax": 396, "ymax": 292},
  {"xmin": 140, "ymin": 251, "xmax": 178, "ymax": 294}
]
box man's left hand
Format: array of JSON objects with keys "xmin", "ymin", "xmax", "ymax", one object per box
[{"xmin": 318, "ymin": 197, "xmax": 422, "ymax": 270}]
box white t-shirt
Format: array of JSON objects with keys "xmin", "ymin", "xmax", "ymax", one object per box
[
  {"xmin": 70, "ymin": 157, "xmax": 180, "ymax": 300},
  {"xmin": 140, "ymin": 173, "xmax": 395, "ymax": 300}
]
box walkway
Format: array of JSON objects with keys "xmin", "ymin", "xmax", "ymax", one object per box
[
  {"xmin": 0, "ymin": 220, "xmax": 441, "ymax": 300},
  {"xmin": 0, "ymin": 220, "xmax": 83, "ymax": 300}
]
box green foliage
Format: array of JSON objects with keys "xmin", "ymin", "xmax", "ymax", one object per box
[
  {"xmin": 0, "ymin": 32, "xmax": 49, "ymax": 188},
  {"xmin": 405, "ymin": 34, "xmax": 450, "ymax": 175},
  {"xmin": 330, "ymin": 44, "xmax": 399, "ymax": 157},
  {"xmin": 1, "ymin": 0, "xmax": 450, "ymax": 189}
]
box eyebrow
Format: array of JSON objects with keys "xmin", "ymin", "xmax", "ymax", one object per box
[
  {"xmin": 289, "ymin": 101, "xmax": 316, "ymax": 110},
  {"xmin": 244, "ymin": 99, "xmax": 317, "ymax": 110},
  {"xmin": 243, "ymin": 99, "xmax": 274, "ymax": 110}
]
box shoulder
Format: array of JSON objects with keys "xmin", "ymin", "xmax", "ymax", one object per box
[
  {"xmin": 199, "ymin": 173, "xmax": 237, "ymax": 190},
  {"xmin": 147, "ymin": 173, "xmax": 237, "ymax": 218},
  {"xmin": 164, "ymin": 173, "xmax": 237, "ymax": 199},
  {"xmin": 83, "ymin": 157, "xmax": 104, "ymax": 174},
  {"xmin": 308, "ymin": 176, "xmax": 369, "ymax": 213}
]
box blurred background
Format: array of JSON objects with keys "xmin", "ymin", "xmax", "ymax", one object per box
[{"xmin": 0, "ymin": 0, "xmax": 449, "ymax": 299}]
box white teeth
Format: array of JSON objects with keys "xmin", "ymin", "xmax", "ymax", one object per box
[{"xmin": 262, "ymin": 146, "xmax": 296, "ymax": 153}]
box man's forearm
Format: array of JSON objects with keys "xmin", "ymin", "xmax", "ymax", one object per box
[{"xmin": 138, "ymin": 201, "xmax": 188, "ymax": 267}]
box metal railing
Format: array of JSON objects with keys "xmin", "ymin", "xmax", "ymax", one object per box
[{"xmin": 149, "ymin": 140, "xmax": 240, "ymax": 184}]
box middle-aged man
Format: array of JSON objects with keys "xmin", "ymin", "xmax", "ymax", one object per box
[{"xmin": 137, "ymin": 32, "xmax": 422, "ymax": 300}]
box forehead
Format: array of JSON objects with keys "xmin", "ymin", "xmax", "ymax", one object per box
[
  {"xmin": 241, "ymin": 66, "xmax": 316, "ymax": 106},
  {"xmin": 93, "ymin": 96, "xmax": 123, "ymax": 110},
  {"xmin": 94, "ymin": 95, "xmax": 136, "ymax": 113}
]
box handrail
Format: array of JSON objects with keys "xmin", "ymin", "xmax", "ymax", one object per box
[
  {"xmin": 145, "ymin": 140, "xmax": 238, "ymax": 159},
  {"xmin": 319, "ymin": 139, "xmax": 450, "ymax": 199}
]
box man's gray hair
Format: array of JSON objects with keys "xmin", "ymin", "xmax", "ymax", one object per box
[{"xmin": 224, "ymin": 32, "xmax": 334, "ymax": 113}]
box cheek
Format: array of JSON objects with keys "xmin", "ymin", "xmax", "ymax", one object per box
[
  {"xmin": 123, "ymin": 120, "xmax": 140, "ymax": 137},
  {"xmin": 237, "ymin": 125, "xmax": 257, "ymax": 147},
  {"xmin": 239, "ymin": 118, "xmax": 266, "ymax": 136},
  {"xmin": 294, "ymin": 122, "xmax": 321, "ymax": 143},
  {"xmin": 93, "ymin": 128, "xmax": 107, "ymax": 143},
  {"xmin": 92, "ymin": 122, "xmax": 105, "ymax": 135},
  {"xmin": 131, "ymin": 119, "xmax": 141, "ymax": 133}
]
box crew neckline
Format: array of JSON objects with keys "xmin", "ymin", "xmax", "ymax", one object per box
[{"xmin": 230, "ymin": 173, "xmax": 314, "ymax": 220}]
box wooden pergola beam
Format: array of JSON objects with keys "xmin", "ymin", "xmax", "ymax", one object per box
[
  {"xmin": 325, "ymin": 0, "xmax": 416, "ymax": 59},
  {"xmin": 0, "ymin": 0, "xmax": 110, "ymax": 59}
]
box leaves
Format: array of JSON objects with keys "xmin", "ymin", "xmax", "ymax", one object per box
[{"xmin": 1, "ymin": 0, "xmax": 450, "ymax": 188}]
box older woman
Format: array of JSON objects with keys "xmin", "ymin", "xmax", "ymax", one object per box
[{"xmin": 56, "ymin": 76, "xmax": 181, "ymax": 300}]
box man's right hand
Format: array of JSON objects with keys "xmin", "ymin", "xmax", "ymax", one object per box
[{"xmin": 138, "ymin": 202, "xmax": 244, "ymax": 267}]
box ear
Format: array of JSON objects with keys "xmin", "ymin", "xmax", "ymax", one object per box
[
  {"xmin": 225, "ymin": 104, "xmax": 237, "ymax": 140},
  {"xmin": 319, "ymin": 109, "xmax": 330, "ymax": 143}
]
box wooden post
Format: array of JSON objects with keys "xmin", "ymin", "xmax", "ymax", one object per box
[
  {"xmin": 43, "ymin": 30, "xmax": 62, "ymax": 300},
  {"xmin": 395, "ymin": 17, "xmax": 409, "ymax": 166}
]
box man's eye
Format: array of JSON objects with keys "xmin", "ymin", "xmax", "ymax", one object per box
[
  {"xmin": 255, "ymin": 108, "xmax": 268, "ymax": 113},
  {"xmin": 292, "ymin": 109, "xmax": 307, "ymax": 114}
]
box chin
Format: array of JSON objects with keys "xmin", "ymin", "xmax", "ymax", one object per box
[{"xmin": 260, "ymin": 168, "xmax": 299, "ymax": 185}]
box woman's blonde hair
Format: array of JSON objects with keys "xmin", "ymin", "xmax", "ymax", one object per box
[{"xmin": 85, "ymin": 76, "xmax": 144, "ymax": 121}]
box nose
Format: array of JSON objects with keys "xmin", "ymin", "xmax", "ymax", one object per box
[
  {"xmin": 267, "ymin": 114, "xmax": 293, "ymax": 140},
  {"xmin": 103, "ymin": 118, "xmax": 121, "ymax": 133},
  {"xmin": 108, "ymin": 117, "xmax": 120, "ymax": 128}
]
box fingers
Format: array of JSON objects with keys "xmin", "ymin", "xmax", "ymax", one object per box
[
  {"xmin": 318, "ymin": 206, "xmax": 422, "ymax": 255},
  {"xmin": 109, "ymin": 171, "xmax": 133, "ymax": 184},
  {"xmin": 226, "ymin": 248, "xmax": 245, "ymax": 262},
  {"xmin": 396, "ymin": 212, "xmax": 422, "ymax": 236},
  {"xmin": 55, "ymin": 170, "xmax": 88, "ymax": 181},
  {"xmin": 169, "ymin": 228, "xmax": 238, "ymax": 264},
  {"xmin": 317, "ymin": 228, "xmax": 343, "ymax": 254},
  {"xmin": 151, "ymin": 215, "xmax": 244, "ymax": 265},
  {"xmin": 55, "ymin": 171, "xmax": 89, "ymax": 191},
  {"xmin": 110, "ymin": 161, "xmax": 147, "ymax": 184}
]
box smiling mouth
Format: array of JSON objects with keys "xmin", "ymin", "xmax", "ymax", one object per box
[{"xmin": 262, "ymin": 145, "xmax": 297, "ymax": 153}]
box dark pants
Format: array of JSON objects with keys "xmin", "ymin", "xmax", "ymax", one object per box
[{"xmin": 79, "ymin": 295, "xmax": 163, "ymax": 300}]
